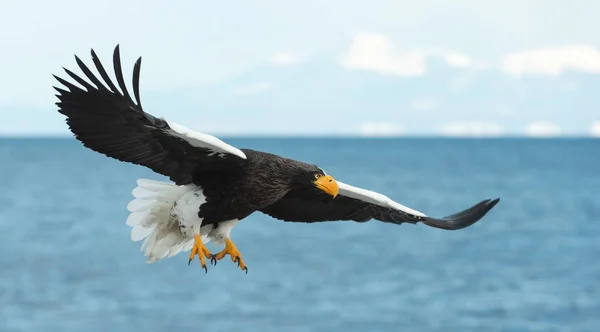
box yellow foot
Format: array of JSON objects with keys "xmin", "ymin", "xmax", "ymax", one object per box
[
  {"xmin": 188, "ymin": 234, "xmax": 212, "ymax": 273},
  {"xmin": 210, "ymin": 239, "xmax": 248, "ymax": 274}
]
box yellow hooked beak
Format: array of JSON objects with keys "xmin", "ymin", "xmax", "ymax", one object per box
[{"xmin": 314, "ymin": 175, "xmax": 339, "ymax": 198}]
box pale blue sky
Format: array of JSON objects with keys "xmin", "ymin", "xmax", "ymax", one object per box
[{"xmin": 1, "ymin": 0, "xmax": 599, "ymax": 136}]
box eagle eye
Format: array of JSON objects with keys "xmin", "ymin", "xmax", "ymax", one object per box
[{"xmin": 314, "ymin": 173, "xmax": 320, "ymax": 179}]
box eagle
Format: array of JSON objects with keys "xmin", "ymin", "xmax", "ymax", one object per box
[{"xmin": 53, "ymin": 45, "xmax": 500, "ymax": 274}]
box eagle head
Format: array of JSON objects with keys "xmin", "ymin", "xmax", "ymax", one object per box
[{"xmin": 291, "ymin": 166, "xmax": 339, "ymax": 198}]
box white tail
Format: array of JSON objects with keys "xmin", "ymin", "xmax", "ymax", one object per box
[{"xmin": 126, "ymin": 179, "xmax": 196, "ymax": 263}]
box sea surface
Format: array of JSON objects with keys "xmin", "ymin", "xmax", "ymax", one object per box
[{"xmin": 0, "ymin": 138, "xmax": 599, "ymax": 332}]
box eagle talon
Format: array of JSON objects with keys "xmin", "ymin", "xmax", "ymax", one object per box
[
  {"xmin": 188, "ymin": 234, "xmax": 212, "ymax": 272},
  {"xmin": 212, "ymin": 239, "xmax": 248, "ymax": 272}
]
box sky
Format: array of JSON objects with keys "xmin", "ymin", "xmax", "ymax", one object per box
[{"xmin": 1, "ymin": 0, "xmax": 599, "ymax": 137}]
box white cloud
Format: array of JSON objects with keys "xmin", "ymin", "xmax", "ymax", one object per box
[
  {"xmin": 360, "ymin": 122, "xmax": 403, "ymax": 137},
  {"xmin": 590, "ymin": 122, "xmax": 600, "ymax": 137},
  {"xmin": 232, "ymin": 82, "xmax": 274, "ymax": 95},
  {"xmin": 341, "ymin": 32, "xmax": 473, "ymax": 76},
  {"xmin": 501, "ymin": 45, "xmax": 600, "ymax": 77},
  {"xmin": 439, "ymin": 122, "xmax": 504, "ymax": 137},
  {"xmin": 270, "ymin": 52, "xmax": 299, "ymax": 66},
  {"xmin": 524, "ymin": 121, "xmax": 562, "ymax": 137},
  {"xmin": 411, "ymin": 99, "xmax": 436, "ymax": 110},
  {"xmin": 444, "ymin": 52, "xmax": 472, "ymax": 67}
]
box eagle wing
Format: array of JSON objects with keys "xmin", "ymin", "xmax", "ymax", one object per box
[
  {"xmin": 54, "ymin": 45, "xmax": 247, "ymax": 185},
  {"xmin": 260, "ymin": 181, "xmax": 500, "ymax": 230}
]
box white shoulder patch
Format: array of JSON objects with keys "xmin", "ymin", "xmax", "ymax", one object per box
[
  {"xmin": 167, "ymin": 121, "xmax": 247, "ymax": 159},
  {"xmin": 337, "ymin": 181, "xmax": 427, "ymax": 217}
]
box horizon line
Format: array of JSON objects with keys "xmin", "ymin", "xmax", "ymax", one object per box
[{"xmin": 1, "ymin": 133, "xmax": 599, "ymax": 139}]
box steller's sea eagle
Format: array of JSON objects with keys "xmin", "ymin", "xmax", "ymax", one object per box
[{"xmin": 53, "ymin": 45, "xmax": 500, "ymax": 274}]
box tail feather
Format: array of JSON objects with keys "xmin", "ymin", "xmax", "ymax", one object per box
[
  {"xmin": 131, "ymin": 224, "xmax": 154, "ymax": 242},
  {"xmin": 136, "ymin": 178, "xmax": 175, "ymax": 191},
  {"xmin": 142, "ymin": 224, "xmax": 194, "ymax": 262},
  {"xmin": 125, "ymin": 178, "xmax": 195, "ymax": 263},
  {"xmin": 126, "ymin": 199, "xmax": 155, "ymax": 213}
]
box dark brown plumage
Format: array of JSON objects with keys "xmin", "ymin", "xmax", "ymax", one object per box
[{"xmin": 53, "ymin": 45, "xmax": 500, "ymax": 272}]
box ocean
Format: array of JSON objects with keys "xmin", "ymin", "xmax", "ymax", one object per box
[{"xmin": 0, "ymin": 137, "xmax": 598, "ymax": 331}]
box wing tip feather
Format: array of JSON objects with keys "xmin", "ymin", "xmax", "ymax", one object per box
[
  {"xmin": 90, "ymin": 47, "xmax": 99, "ymax": 59},
  {"xmin": 421, "ymin": 196, "xmax": 500, "ymax": 231}
]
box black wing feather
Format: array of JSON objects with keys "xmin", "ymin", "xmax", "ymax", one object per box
[
  {"xmin": 74, "ymin": 55, "xmax": 107, "ymax": 91},
  {"xmin": 260, "ymin": 189, "xmax": 499, "ymax": 230},
  {"xmin": 112, "ymin": 45, "xmax": 135, "ymax": 105},
  {"xmin": 132, "ymin": 57, "xmax": 143, "ymax": 107},
  {"xmin": 91, "ymin": 49, "xmax": 120, "ymax": 93},
  {"xmin": 54, "ymin": 45, "xmax": 245, "ymax": 185}
]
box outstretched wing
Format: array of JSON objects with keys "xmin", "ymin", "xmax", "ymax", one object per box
[
  {"xmin": 260, "ymin": 181, "xmax": 500, "ymax": 230},
  {"xmin": 54, "ymin": 45, "xmax": 247, "ymax": 185}
]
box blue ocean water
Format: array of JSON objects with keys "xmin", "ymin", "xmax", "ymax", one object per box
[{"xmin": 0, "ymin": 137, "xmax": 599, "ymax": 332}]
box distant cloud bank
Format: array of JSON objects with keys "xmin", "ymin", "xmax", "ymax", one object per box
[
  {"xmin": 341, "ymin": 33, "xmax": 600, "ymax": 79},
  {"xmin": 341, "ymin": 32, "xmax": 474, "ymax": 77},
  {"xmin": 524, "ymin": 121, "xmax": 562, "ymax": 137},
  {"xmin": 591, "ymin": 122, "xmax": 600, "ymax": 137},
  {"xmin": 439, "ymin": 122, "xmax": 504, "ymax": 137},
  {"xmin": 501, "ymin": 45, "xmax": 600, "ymax": 77},
  {"xmin": 360, "ymin": 122, "xmax": 403, "ymax": 137}
]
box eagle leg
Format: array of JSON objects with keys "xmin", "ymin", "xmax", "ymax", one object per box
[
  {"xmin": 188, "ymin": 234, "xmax": 212, "ymax": 273},
  {"xmin": 210, "ymin": 239, "xmax": 248, "ymax": 274}
]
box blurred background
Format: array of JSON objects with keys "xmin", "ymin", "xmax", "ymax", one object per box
[{"xmin": 1, "ymin": 1, "xmax": 599, "ymax": 331}]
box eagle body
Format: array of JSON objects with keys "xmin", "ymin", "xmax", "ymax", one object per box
[
  {"xmin": 193, "ymin": 149, "xmax": 323, "ymax": 224},
  {"xmin": 127, "ymin": 150, "xmax": 329, "ymax": 262},
  {"xmin": 54, "ymin": 45, "xmax": 500, "ymax": 273}
]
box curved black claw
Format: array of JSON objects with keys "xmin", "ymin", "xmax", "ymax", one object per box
[
  {"xmin": 202, "ymin": 264, "xmax": 208, "ymax": 274},
  {"xmin": 188, "ymin": 258, "xmax": 192, "ymax": 265},
  {"xmin": 233, "ymin": 257, "xmax": 248, "ymax": 274},
  {"xmin": 210, "ymin": 255, "xmax": 217, "ymax": 266}
]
